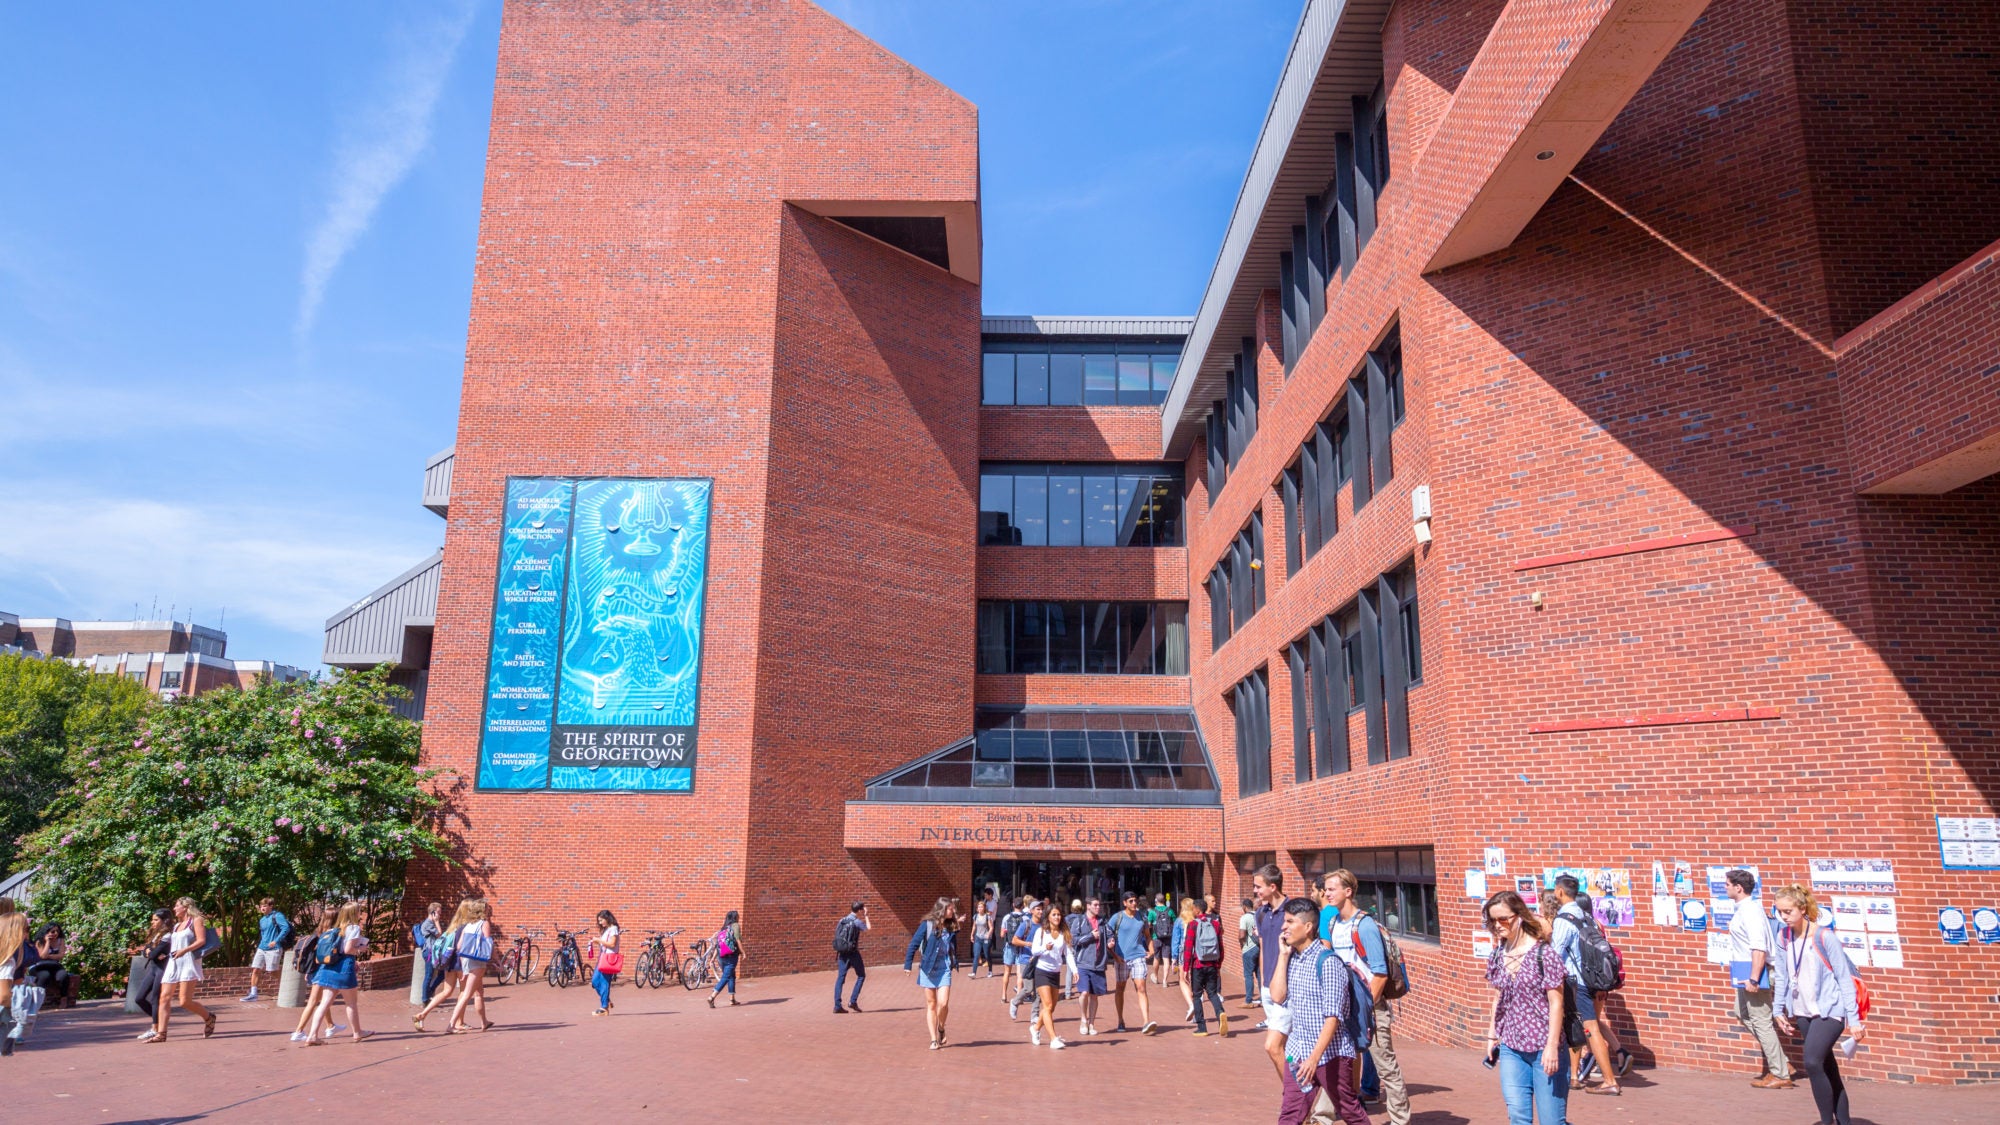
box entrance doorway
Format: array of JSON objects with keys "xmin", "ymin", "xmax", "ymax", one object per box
[{"xmin": 970, "ymin": 856, "xmax": 1205, "ymax": 915}]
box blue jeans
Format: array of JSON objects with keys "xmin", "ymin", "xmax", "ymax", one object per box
[
  {"xmin": 834, "ymin": 951, "xmax": 865, "ymax": 1007},
  {"xmin": 591, "ymin": 969, "xmax": 611, "ymax": 1009},
  {"xmin": 1498, "ymin": 1043, "xmax": 1570, "ymax": 1125},
  {"xmin": 971, "ymin": 937, "xmax": 988, "ymax": 970},
  {"xmin": 1241, "ymin": 946, "xmax": 1258, "ymax": 1003},
  {"xmin": 712, "ymin": 953, "xmax": 739, "ymax": 996}
]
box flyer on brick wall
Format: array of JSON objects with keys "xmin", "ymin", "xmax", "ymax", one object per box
[
  {"xmin": 1936, "ymin": 816, "xmax": 2000, "ymax": 870},
  {"xmin": 1869, "ymin": 934, "xmax": 1905, "ymax": 968},
  {"xmin": 1838, "ymin": 930, "xmax": 1872, "ymax": 968},
  {"xmin": 1810, "ymin": 858, "xmax": 1897, "ymax": 895}
]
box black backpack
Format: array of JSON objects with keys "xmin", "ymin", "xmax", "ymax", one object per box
[
  {"xmin": 832, "ymin": 916, "xmax": 859, "ymax": 955},
  {"xmin": 1557, "ymin": 911, "xmax": 1626, "ymax": 993},
  {"xmin": 1152, "ymin": 909, "xmax": 1174, "ymax": 940}
]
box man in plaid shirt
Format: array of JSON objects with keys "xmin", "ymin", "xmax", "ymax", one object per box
[{"xmin": 1269, "ymin": 898, "xmax": 1369, "ymax": 1125}]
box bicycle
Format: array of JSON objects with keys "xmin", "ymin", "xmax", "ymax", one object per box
[
  {"xmin": 546, "ymin": 927, "xmax": 586, "ymax": 989},
  {"xmin": 633, "ymin": 929, "xmax": 683, "ymax": 989},
  {"xmin": 680, "ymin": 935, "xmax": 717, "ymax": 991},
  {"xmin": 502, "ymin": 929, "xmax": 541, "ymax": 985}
]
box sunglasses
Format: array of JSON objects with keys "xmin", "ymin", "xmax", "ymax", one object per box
[{"xmin": 1486, "ymin": 914, "xmax": 1518, "ymax": 931}]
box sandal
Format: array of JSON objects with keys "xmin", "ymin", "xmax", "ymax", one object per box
[
  {"xmin": 707, "ymin": 995, "xmax": 716, "ymax": 1009},
  {"xmin": 412, "ymin": 1015, "xmax": 426, "ymax": 1031},
  {"xmin": 1586, "ymin": 1085, "xmax": 1622, "ymax": 1096},
  {"xmin": 352, "ymin": 1030, "xmax": 376, "ymax": 1043},
  {"xmin": 202, "ymin": 1013, "xmax": 217, "ymax": 1039}
]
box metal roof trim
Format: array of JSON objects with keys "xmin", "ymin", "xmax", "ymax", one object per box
[
  {"xmin": 324, "ymin": 550, "xmax": 444, "ymax": 631},
  {"xmin": 1160, "ymin": 0, "xmax": 1380, "ymax": 455},
  {"xmin": 981, "ymin": 315, "xmax": 1194, "ymax": 338}
]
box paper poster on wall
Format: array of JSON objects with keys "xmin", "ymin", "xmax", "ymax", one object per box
[
  {"xmin": 1472, "ymin": 931, "xmax": 1494, "ymax": 960},
  {"xmin": 1592, "ymin": 869, "xmax": 1633, "ymax": 899},
  {"xmin": 1673, "ymin": 861, "xmax": 1695, "ymax": 897},
  {"xmin": 1859, "ymin": 897, "xmax": 1896, "ymax": 933},
  {"xmin": 1595, "ymin": 895, "xmax": 1635, "ymax": 928},
  {"xmin": 1652, "ymin": 862, "xmax": 1668, "ymax": 896},
  {"xmin": 1465, "ymin": 870, "xmax": 1487, "ymax": 898},
  {"xmin": 1680, "ymin": 899, "xmax": 1709, "ymax": 932},
  {"xmin": 1705, "ymin": 931, "xmax": 1732, "ymax": 964},
  {"xmin": 477, "ymin": 476, "xmax": 714, "ymax": 793},
  {"xmin": 1706, "ymin": 865, "xmax": 1732, "ymax": 898},
  {"xmin": 1830, "ymin": 896, "xmax": 1868, "ymax": 931},
  {"xmin": 1710, "ymin": 897, "xmax": 1736, "ymax": 929},
  {"xmin": 1937, "ymin": 816, "xmax": 2000, "ymax": 870},
  {"xmin": 1544, "ymin": 866, "xmax": 1588, "ymax": 891},
  {"xmin": 1868, "ymin": 934, "xmax": 1905, "ymax": 968},
  {"xmin": 1939, "ymin": 907, "xmax": 1970, "ymax": 944},
  {"xmin": 1837, "ymin": 930, "xmax": 1872, "ymax": 967},
  {"xmin": 1652, "ymin": 895, "xmax": 1677, "ymax": 927},
  {"xmin": 1484, "ymin": 847, "xmax": 1507, "ymax": 876},
  {"xmin": 1971, "ymin": 907, "xmax": 2000, "ymax": 943},
  {"xmin": 1810, "ymin": 858, "xmax": 1897, "ymax": 895},
  {"xmin": 1516, "ymin": 875, "xmax": 1540, "ymax": 908}
]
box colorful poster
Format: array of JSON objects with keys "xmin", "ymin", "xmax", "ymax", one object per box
[
  {"xmin": 1673, "ymin": 861, "xmax": 1694, "ymax": 897},
  {"xmin": 1484, "ymin": 847, "xmax": 1507, "ymax": 876},
  {"xmin": 1591, "ymin": 869, "xmax": 1633, "ymax": 899},
  {"xmin": 1651, "ymin": 862, "xmax": 1667, "ymax": 896},
  {"xmin": 1594, "ymin": 895, "xmax": 1635, "ymax": 928},
  {"xmin": 1516, "ymin": 875, "xmax": 1540, "ymax": 908},
  {"xmin": 1971, "ymin": 907, "xmax": 2000, "ymax": 944},
  {"xmin": 1544, "ymin": 866, "xmax": 1587, "ymax": 891},
  {"xmin": 477, "ymin": 476, "xmax": 714, "ymax": 793},
  {"xmin": 1680, "ymin": 899, "xmax": 1710, "ymax": 932},
  {"xmin": 1939, "ymin": 907, "xmax": 1970, "ymax": 944},
  {"xmin": 477, "ymin": 478, "xmax": 574, "ymax": 789}
]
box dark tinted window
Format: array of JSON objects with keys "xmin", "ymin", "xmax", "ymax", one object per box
[
  {"xmin": 1015, "ymin": 352, "xmax": 1049, "ymax": 405},
  {"xmin": 978, "ymin": 601, "xmax": 1189, "ymax": 676},
  {"xmin": 983, "ymin": 353, "xmax": 1014, "ymax": 404},
  {"xmin": 1050, "ymin": 353, "xmax": 1085, "ymax": 404},
  {"xmin": 979, "ymin": 464, "xmax": 1184, "ymax": 547},
  {"xmin": 1084, "ymin": 355, "xmax": 1117, "ymax": 404}
]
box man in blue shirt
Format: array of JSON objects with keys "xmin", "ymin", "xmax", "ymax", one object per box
[
  {"xmin": 1552, "ymin": 874, "xmax": 1626, "ymax": 1093},
  {"xmin": 241, "ymin": 897, "xmax": 291, "ymax": 1002},
  {"xmin": 1107, "ymin": 890, "xmax": 1155, "ymax": 1033}
]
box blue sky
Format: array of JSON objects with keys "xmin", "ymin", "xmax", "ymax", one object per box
[{"xmin": 0, "ymin": 1, "xmax": 1298, "ymax": 670}]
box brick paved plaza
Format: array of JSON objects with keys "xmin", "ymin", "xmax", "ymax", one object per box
[{"xmin": 10, "ymin": 968, "xmax": 1998, "ymax": 1123}]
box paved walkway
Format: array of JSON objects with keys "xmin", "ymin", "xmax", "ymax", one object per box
[{"xmin": 9, "ymin": 966, "xmax": 1996, "ymax": 1122}]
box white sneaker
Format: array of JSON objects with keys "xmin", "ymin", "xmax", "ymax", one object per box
[
  {"xmin": 239, "ymin": 991, "xmax": 259, "ymax": 1003},
  {"xmin": 1050, "ymin": 1037, "xmax": 1068, "ymax": 1050},
  {"xmin": 1185, "ymin": 1003, "xmax": 1195, "ymax": 1020},
  {"xmin": 1008, "ymin": 1001, "xmax": 1019, "ymax": 1020},
  {"xmin": 1030, "ymin": 1027, "xmax": 1041, "ymax": 1046},
  {"xmin": 289, "ymin": 1031, "xmax": 307, "ymax": 1042},
  {"xmin": 138, "ymin": 1029, "xmax": 161, "ymax": 1041}
]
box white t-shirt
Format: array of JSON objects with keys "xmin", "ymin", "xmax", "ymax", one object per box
[
  {"xmin": 1239, "ymin": 911, "xmax": 1258, "ymax": 948},
  {"xmin": 600, "ymin": 924, "xmax": 620, "ymax": 947},
  {"xmin": 1727, "ymin": 899, "xmax": 1773, "ymax": 970},
  {"xmin": 1029, "ymin": 927, "xmax": 1077, "ymax": 974},
  {"xmin": 1788, "ymin": 927, "xmax": 1826, "ymax": 1018},
  {"xmin": 343, "ymin": 924, "xmax": 367, "ymax": 953},
  {"xmin": 1329, "ymin": 914, "xmax": 1360, "ymax": 969}
]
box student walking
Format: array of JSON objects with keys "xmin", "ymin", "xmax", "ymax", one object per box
[
  {"xmin": 1269, "ymin": 897, "xmax": 1369, "ymax": 1125},
  {"xmin": 833, "ymin": 901, "xmax": 870, "ymax": 1013},
  {"xmin": 239, "ymin": 897, "xmax": 291, "ymax": 1002},
  {"xmin": 1326, "ymin": 869, "xmax": 1409, "ymax": 1124},
  {"xmin": 997, "ymin": 896, "xmax": 1026, "ymax": 1002},
  {"xmin": 1071, "ymin": 897, "xmax": 1110, "ymax": 1036},
  {"xmin": 1724, "ymin": 869, "xmax": 1792, "ymax": 1088},
  {"xmin": 1239, "ymin": 896, "xmax": 1260, "ymax": 1006},
  {"xmin": 291, "ymin": 912, "xmax": 348, "ymax": 1042},
  {"xmin": 128, "ymin": 909, "xmax": 173, "ymax": 1031},
  {"xmin": 0, "ymin": 911, "xmax": 25, "ymax": 1056},
  {"xmin": 147, "ymin": 897, "xmax": 216, "ymax": 1043},
  {"xmin": 708, "ymin": 910, "xmax": 742, "ymax": 1008},
  {"xmin": 413, "ymin": 901, "xmax": 446, "ymax": 1005},
  {"xmin": 1022, "ymin": 902, "xmax": 1077, "ymax": 1049},
  {"xmin": 412, "ymin": 901, "xmax": 470, "ymax": 1032},
  {"xmin": 1062, "ymin": 900, "xmax": 1085, "ymax": 998},
  {"xmin": 970, "ymin": 901, "xmax": 993, "ymax": 979},
  {"xmin": 1251, "ymin": 863, "xmax": 1289, "ymax": 1076},
  {"xmin": 1147, "ymin": 893, "xmax": 1177, "ymax": 986},
  {"xmin": 1184, "ymin": 896, "xmax": 1229, "ymax": 1037},
  {"xmin": 1108, "ymin": 890, "xmax": 1155, "ymax": 1033},
  {"xmin": 1482, "ymin": 889, "xmax": 1570, "ymax": 1125},
  {"xmin": 302, "ymin": 900, "xmax": 374, "ymax": 1045},
  {"xmin": 448, "ymin": 898, "xmax": 495, "ymax": 1032},
  {"xmin": 1550, "ymin": 875, "xmax": 1626, "ymax": 1093},
  {"xmin": 903, "ymin": 896, "xmax": 958, "ymax": 1049},
  {"xmin": 591, "ymin": 910, "xmax": 622, "ymax": 1016},
  {"xmin": 1008, "ymin": 900, "xmax": 1048, "ymax": 1021},
  {"xmin": 1174, "ymin": 896, "xmax": 1198, "ymax": 1020},
  {"xmin": 1772, "ymin": 885, "xmax": 1864, "ymax": 1125}
]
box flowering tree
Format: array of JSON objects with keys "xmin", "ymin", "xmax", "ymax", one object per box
[
  {"xmin": 23, "ymin": 665, "xmax": 447, "ymax": 992},
  {"xmin": 0, "ymin": 652, "xmax": 153, "ymax": 876}
]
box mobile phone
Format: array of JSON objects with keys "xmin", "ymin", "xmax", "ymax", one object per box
[{"xmin": 1482, "ymin": 1045, "xmax": 1500, "ymax": 1069}]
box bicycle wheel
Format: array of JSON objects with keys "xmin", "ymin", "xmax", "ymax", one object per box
[
  {"xmin": 632, "ymin": 952, "xmax": 652, "ymax": 989},
  {"xmin": 681, "ymin": 955, "xmax": 708, "ymax": 990},
  {"xmin": 521, "ymin": 944, "xmax": 539, "ymax": 982},
  {"xmin": 647, "ymin": 956, "xmax": 667, "ymax": 989},
  {"xmin": 545, "ymin": 953, "xmax": 562, "ymax": 987},
  {"xmin": 493, "ymin": 950, "xmax": 517, "ymax": 985}
]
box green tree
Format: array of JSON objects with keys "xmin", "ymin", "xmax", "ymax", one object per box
[
  {"xmin": 22, "ymin": 665, "xmax": 448, "ymax": 993},
  {"xmin": 0, "ymin": 652, "xmax": 153, "ymax": 876}
]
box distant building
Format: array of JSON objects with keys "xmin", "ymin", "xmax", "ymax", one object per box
[
  {"xmin": 321, "ymin": 446, "xmax": 448, "ymax": 720},
  {"xmin": 0, "ymin": 609, "xmax": 306, "ymax": 697}
]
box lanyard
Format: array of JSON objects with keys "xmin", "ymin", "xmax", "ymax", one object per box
[{"xmin": 1788, "ymin": 924, "xmax": 1811, "ymax": 986}]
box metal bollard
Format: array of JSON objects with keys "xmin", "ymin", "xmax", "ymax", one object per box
[{"xmin": 277, "ymin": 953, "xmax": 307, "ymax": 1008}]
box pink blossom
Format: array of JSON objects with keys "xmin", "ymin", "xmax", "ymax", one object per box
[
  {"xmin": 276, "ymin": 817, "xmax": 290, "ymax": 826},
  {"xmin": 290, "ymin": 716, "xmax": 300, "ymax": 726},
  {"xmin": 265, "ymin": 835, "xmax": 280, "ymax": 843},
  {"xmin": 318, "ymin": 824, "xmax": 330, "ymax": 833},
  {"xmin": 305, "ymin": 729, "xmax": 316, "ymax": 739},
  {"xmin": 181, "ymin": 779, "xmax": 190, "ymax": 787},
  {"xmin": 291, "ymin": 824, "xmax": 303, "ymax": 834},
  {"xmin": 60, "ymin": 833, "xmax": 74, "ymax": 846}
]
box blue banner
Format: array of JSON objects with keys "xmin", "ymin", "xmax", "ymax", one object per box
[
  {"xmin": 477, "ymin": 478, "xmax": 573, "ymax": 789},
  {"xmin": 476, "ymin": 477, "xmax": 712, "ymax": 792}
]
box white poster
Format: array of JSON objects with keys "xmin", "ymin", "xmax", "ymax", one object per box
[
  {"xmin": 1831, "ymin": 896, "xmax": 1868, "ymax": 931},
  {"xmin": 1652, "ymin": 895, "xmax": 1677, "ymax": 927},
  {"xmin": 1837, "ymin": 930, "xmax": 1872, "ymax": 968},
  {"xmin": 1868, "ymin": 934, "xmax": 1904, "ymax": 969},
  {"xmin": 1484, "ymin": 847, "xmax": 1507, "ymax": 876},
  {"xmin": 1465, "ymin": 870, "xmax": 1487, "ymax": 898},
  {"xmin": 1861, "ymin": 897, "xmax": 1898, "ymax": 934}
]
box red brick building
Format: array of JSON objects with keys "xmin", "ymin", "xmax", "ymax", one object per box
[
  {"xmin": 418, "ymin": 0, "xmax": 1999, "ymax": 1083},
  {"xmin": 1, "ymin": 611, "xmax": 305, "ymax": 697}
]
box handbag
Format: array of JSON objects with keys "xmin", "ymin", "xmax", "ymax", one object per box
[
  {"xmin": 457, "ymin": 925, "xmax": 494, "ymax": 962},
  {"xmin": 599, "ymin": 950, "xmax": 624, "ymax": 975}
]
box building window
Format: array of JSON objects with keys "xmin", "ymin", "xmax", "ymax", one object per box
[
  {"xmin": 1208, "ymin": 513, "xmax": 1266, "ymax": 650},
  {"xmin": 980, "ymin": 464, "xmax": 1183, "ymax": 547},
  {"xmin": 1302, "ymin": 847, "xmax": 1437, "ymax": 942},
  {"xmin": 1304, "ymin": 561, "xmax": 1421, "ymax": 770},
  {"xmin": 977, "ymin": 601, "xmax": 1189, "ymax": 676},
  {"xmin": 982, "ymin": 348, "xmax": 1178, "ymax": 406},
  {"xmin": 1232, "ymin": 666, "xmax": 1272, "ymax": 798},
  {"xmin": 1283, "ymin": 414, "xmax": 1343, "ymax": 573},
  {"xmin": 1289, "ymin": 611, "xmax": 1352, "ymax": 784},
  {"xmin": 1224, "ymin": 338, "xmax": 1259, "ymax": 470},
  {"xmin": 160, "ymin": 670, "xmax": 183, "ymax": 690}
]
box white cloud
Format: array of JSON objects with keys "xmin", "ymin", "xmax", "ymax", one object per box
[
  {"xmin": 0, "ymin": 486, "xmax": 438, "ymax": 641},
  {"xmin": 296, "ymin": 0, "xmax": 478, "ymax": 343}
]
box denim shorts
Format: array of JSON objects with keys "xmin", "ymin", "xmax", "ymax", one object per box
[{"xmin": 917, "ymin": 968, "xmax": 951, "ymax": 991}]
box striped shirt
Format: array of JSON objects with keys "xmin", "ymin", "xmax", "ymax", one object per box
[{"xmin": 1282, "ymin": 940, "xmax": 1356, "ymax": 1066}]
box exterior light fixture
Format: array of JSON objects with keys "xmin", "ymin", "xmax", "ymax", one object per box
[
  {"xmin": 1530, "ymin": 592, "xmax": 1546, "ymax": 609},
  {"xmin": 1412, "ymin": 485, "xmax": 1433, "ymax": 545}
]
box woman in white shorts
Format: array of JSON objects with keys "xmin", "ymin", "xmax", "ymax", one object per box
[{"xmin": 148, "ymin": 897, "xmax": 215, "ymax": 1042}]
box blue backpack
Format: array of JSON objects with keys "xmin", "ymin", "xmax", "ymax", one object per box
[{"xmin": 314, "ymin": 929, "xmax": 343, "ymax": 968}]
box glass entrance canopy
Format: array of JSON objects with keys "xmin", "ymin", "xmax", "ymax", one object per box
[{"xmin": 862, "ymin": 708, "xmax": 1220, "ymax": 807}]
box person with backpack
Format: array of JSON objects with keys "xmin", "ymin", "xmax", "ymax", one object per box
[
  {"xmin": 412, "ymin": 900, "xmax": 470, "ymax": 1032},
  {"xmin": 238, "ymin": 897, "xmax": 292, "ymax": 1003},
  {"xmin": 833, "ymin": 901, "xmax": 870, "ymax": 1013},
  {"xmin": 1724, "ymin": 869, "xmax": 1793, "ymax": 1089},
  {"xmin": 969, "ymin": 900, "xmax": 993, "ymax": 980},
  {"xmin": 1550, "ymin": 875, "xmax": 1626, "ymax": 1094},
  {"xmin": 412, "ymin": 901, "xmax": 445, "ymax": 1005},
  {"xmin": 1108, "ymin": 890, "xmax": 1156, "ymax": 1034},
  {"xmin": 708, "ymin": 909, "xmax": 743, "ymax": 1008},
  {"xmin": 1070, "ymin": 897, "xmax": 1111, "ymax": 1037},
  {"xmin": 301, "ymin": 900, "xmax": 375, "ymax": 1045},
  {"xmin": 1007, "ymin": 898, "xmax": 1044, "ymax": 1023},
  {"xmin": 1771, "ymin": 885, "xmax": 1864, "ymax": 1125},
  {"xmin": 1269, "ymin": 897, "xmax": 1369, "ymax": 1125},
  {"xmin": 902, "ymin": 897, "xmax": 958, "ymax": 1049},
  {"xmin": 1326, "ymin": 869, "xmax": 1410, "ymax": 1124},
  {"xmin": 1147, "ymin": 893, "xmax": 1178, "ymax": 986},
  {"xmin": 996, "ymin": 896, "xmax": 1026, "ymax": 1003},
  {"xmin": 147, "ymin": 896, "xmax": 216, "ymax": 1043},
  {"xmin": 1482, "ymin": 889, "xmax": 1571, "ymax": 1125},
  {"xmin": 1238, "ymin": 896, "xmax": 1260, "ymax": 1006},
  {"xmin": 1183, "ymin": 896, "xmax": 1229, "ymax": 1037}
]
